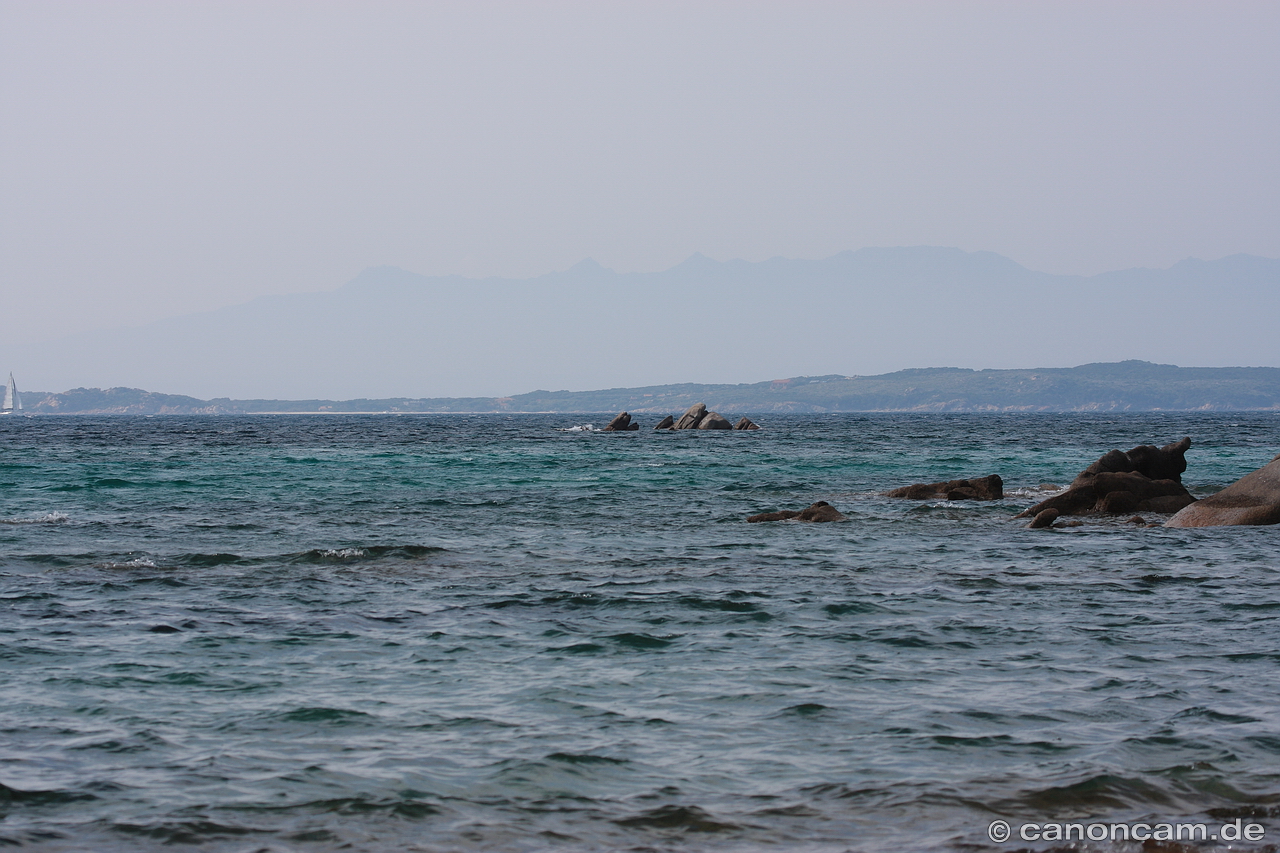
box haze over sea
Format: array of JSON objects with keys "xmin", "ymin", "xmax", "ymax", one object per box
[{"xmin": 3, "ymin": 412, "xmax": 1279, "ymax": 852}]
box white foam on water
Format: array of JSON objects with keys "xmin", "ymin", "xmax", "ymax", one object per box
[
  {"xmin": 1, "ymin": 511, "xmax": 70, "ymax": 525},
  {"xmin": 1007, "ymin": 485, "xmax": 1065, "ymax": 499},
  {"xmin": 321, "ymin": 548, "xmax": 368, "ymax": 559},
  {"xmin": 97, "ymin": 557, "xmax": 159, "ymax": 569}
]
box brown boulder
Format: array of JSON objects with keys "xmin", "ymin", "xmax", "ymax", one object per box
[
  {"xmin": 653, "ymin": 415, "xmax": 675, "ymax": 430},
  {"xmin": 733, "ymin": 417, "xmax": 760, "ymax": 430},
  {"xmin": 672, "ymin": 403, "xmax": 707, "ymax": 430},
  {"xmin": 697, "ymin": 411, "xmax": 733, "ymax": 430},
  {"xmin": 1166, "ymin": 457, "xmax": 1280, "ymax": 527},
  {"xmin": 1097, "ymin": 490, "xmax": 1140, "ymax": 515},
  {"xmin": 602, "ymin": 411, "xmax": 639, "ymax": 431},
  {"xmin": 798, "ymin": 501, "xmax": 846, "ymax": 522},
  {"xmin": 747, "ymin": 509, "xmax": 801, "ymax": 523},
  {"xmin": 1015, "ymin": 438, "xmax": 1195, "ymax": 518},
  {"xmin": 886, "ymin": 475, "xmax": 1003, "ymax": 501},
  {"xmin": 1141, "ymin": 494, "xmax": 1197, "ymax": 513},
  {"xmin": 748, "ymin": 501, "xmax": 846, "ymax": 523},
  {"xmin": 1026, "ymin": 508, "xmax": 1059, "ymax": 529}
]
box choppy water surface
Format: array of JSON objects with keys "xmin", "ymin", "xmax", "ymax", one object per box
[{"xmin": 2, "ymin": 413, "xmax": 1279, "ymax": 852}]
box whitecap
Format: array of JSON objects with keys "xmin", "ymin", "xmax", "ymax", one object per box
[
  {"xmin": 1, "ymin": 511, "xmax": 70, "ymax": 525},
  {"xmin": 98, "ymin": 557, "xmax": 159, "ymax": 569},
  {"xmin": 321, "ymin": 548, "xmax": 368, "ymax": 559}
]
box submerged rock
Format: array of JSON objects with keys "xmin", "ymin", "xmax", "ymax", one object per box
[
  {"xmin": 602, "ymin": 412, "xmax": 639, "ymax": 431},
  {"xmin": 886, "ymin": 475, "xmax": 1003, "ymax": 501},
  {"xmin": 1166, "ymin": 456, "xmax": 1280, "ymax": 527},
  {"xmin": 748, "ymin": 501, "xmax": 846, "ymax": 523},
  {"xmin": 747, "ymin": 509, "xmax": 800, "ymax": 523},
  {"xmin": 653, "ymin": 415, "xmax": 675, "ymax": 430},
  {"xmin": 733, "ymin": 417, "xmax": 760, "ymax": 430},
  {"xmin": 1026, "ymin": 508, "xmax": 1059, "ymax": 529},
  {"xmin": 1015, "ymin": 438, "xmax": 1195, "ymax": 518}
]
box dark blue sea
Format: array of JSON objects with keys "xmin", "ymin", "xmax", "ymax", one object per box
[{"xmin": 3, "ymin": 413, "xmax": 1279, "ymax": 852}]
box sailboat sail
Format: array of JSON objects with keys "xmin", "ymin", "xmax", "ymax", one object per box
[{"xmin": 3, "ymin": 373, "xmax": 20, "ymax": 411}]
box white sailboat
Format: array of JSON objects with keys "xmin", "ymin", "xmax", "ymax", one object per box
[{"xmin": 2, "ymin": 373, "xmax": 21, "ymax": 413}]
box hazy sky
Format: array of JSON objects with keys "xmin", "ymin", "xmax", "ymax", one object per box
[{"xmin": 2, "ymin": 1, "xmax": 1278, "ymax": 353}]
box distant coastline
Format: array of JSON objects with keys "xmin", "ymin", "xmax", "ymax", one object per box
[{"xmin": 15, "ymin": 361, "xmax": 1280, "ymax": 415}]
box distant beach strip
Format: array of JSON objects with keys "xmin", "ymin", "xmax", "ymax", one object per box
[{"xmin": 14, "ymin": 361, "xmax": 1280, "ymax": 415}]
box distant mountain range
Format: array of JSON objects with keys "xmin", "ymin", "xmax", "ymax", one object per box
[
  {"xmin": 22, "ymin": 361, "xmax": 1280, "ymax": 415},
  {"xmin": 6, "ymin": 247, "xmax": 1279, "ymax": 400}
]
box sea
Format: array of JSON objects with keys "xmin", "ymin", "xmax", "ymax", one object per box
[{"xmin": 2, "ymin": 412, "xmax": 1279, "ymax": 853}]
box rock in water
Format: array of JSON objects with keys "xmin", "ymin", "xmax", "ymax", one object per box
[
  {"xmin": 672, "ymin": 403, "xmax": 707, "ymax": 430},
  {"xmin": 797, "ymin": 501, "xmax": 846, "ymax": 522},
  {"xmin": 1166, "ymin": 457, "xmax": 1280, "ymax": 527},
  {"xmin": 886, "ymin": 475, "xmax": 1003, "ymax": 501},
  {"xmin": 661, "ymin": 404, "xmax": 749, "ymax": 432},
  {"xmin": 747, "ymin": 509, "xmax": 801, "ymax": 523},
  {"xmin": 602, "ymin": 412, "xmax": 637, "ymax": 431},
  {"xmin": 733, "ymin": 417, "xmax": 760, "ymax": 430},
  {"xmin": 1015, "ymin": 438, "xmax": 1195, "ymax": 517},
  {"xmin": 697, "ymin": 412, "xmax": 732, "ymax": 430},
  {"xmin": 1026, "ymin": 508, "xmax": 1060, "ymax": 529},
  {"xmin": 748, "ymin": 501, "xmax": 846, "ymax": 523}
]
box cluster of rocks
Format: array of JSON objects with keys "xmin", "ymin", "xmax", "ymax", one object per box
[
  {"xmin": 1014, "ymin": 438, "xmax": 1280, "ymax": 529},
  {"xmin": 747, "ymin": 475, "xmax": 1003, "ymax": 526},
  {"xmin": 1015, "ymin": 438, "xmax": 1196, "ymax": 524},
  {"xmin": 601, "ymin": 404, "xmax": 759, "ymax": 432},
  {"xmin": 653, "ymin": 403, "xmax": 759, "ymax": 431},
  {"xmin": 747, "ymin": 501, "xmax": 846, "ymax": 523},
  {"xmin": 741, "ymin": 432, "xmax": 1280, "ymax": 530}
]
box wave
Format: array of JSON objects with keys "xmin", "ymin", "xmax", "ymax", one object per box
[
  {"xmin": 272, "ymin": 707, "xmax": 377, "ymax": 725},
  {"xmin": 96, "ymin": 556, "xmax": 160, "ymax": 569},
  {"xmin": 285, "ymin": 544, "xmax": 446, "ymax": 564},
  {"xmin": 0, "ymin": 511, "xmax": 69, "ymax": 525},
  {"xmin": 613, "ymin": 804, "xmax": 740, "ymax": 832},
  {"xmin": 14, "ymin": 544, "xmax": 450, "ymax": 572},
  {"xmin": 0, "ymin": 781, "xmax": 99, "ymax": 806},
  {"xmin": 1006, "ymin": 484, "xmax": 1066, "ymax": 498}
]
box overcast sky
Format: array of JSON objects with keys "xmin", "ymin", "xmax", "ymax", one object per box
[{"xmin": 2, "ymin": 1, "xmax": 1277, "ymax": 357}]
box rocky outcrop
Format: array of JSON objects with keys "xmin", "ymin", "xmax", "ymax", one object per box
[
  {"xmin": 1015, "ymin": 437, "xmax": 1196, "ymax": 518},
  {"xmin": 672, "ymin": 403, "xmax": 707, "ymax": 430},
  {"xmin": 698, "ymin": 412, "xmax": 732, "ymax": 430},
  {"xmin": 748, "ymin": 501, "xmax": 846, "ymax": 523},
  {"xmin": 886, "ymin": 475, "xmax": 1003, "ymax": 501},
  {"xmin": 656, "ymin": 403, "xmax": 759, "ymax": 431},
  {"xmin": 602, "ymin": 412, "xmax": 639, "ymax": 431},
  {"xmin": 1166, "ymin": 456, "xmax": 1280, "ymax": 527}
]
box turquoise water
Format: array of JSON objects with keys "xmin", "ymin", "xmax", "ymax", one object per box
[{"xmin": 2, "ymin": 413, "xmax": 1279, "ymax": 852}]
